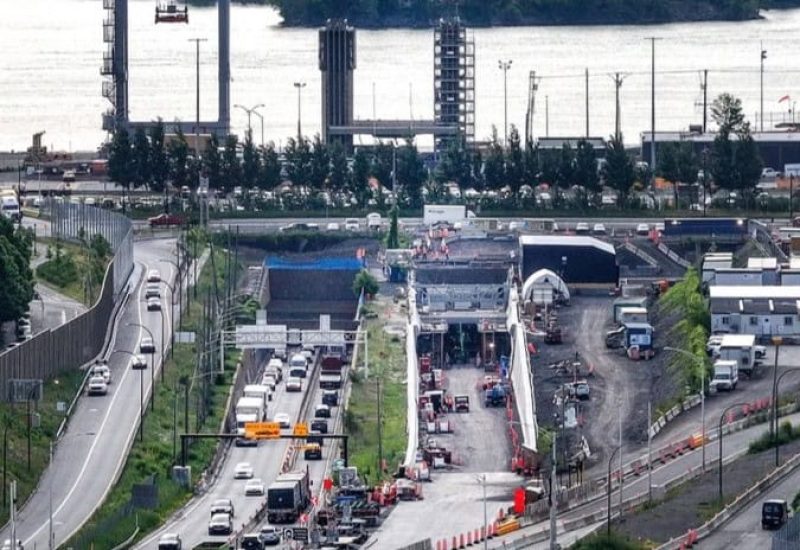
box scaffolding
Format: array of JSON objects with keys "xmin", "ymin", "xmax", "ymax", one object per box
[
  {"xmin": 433, "ymin": 18, "xmax": 474, "ymax": 151},
  {"xmin": 101, "ymin": 0, "xmax": 125, "ymax": 132},
  {"xmin": 319, "ymin": 20, "xmax": 357, "ymax": 150}
]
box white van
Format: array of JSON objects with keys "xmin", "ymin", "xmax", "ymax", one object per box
[{"xmin": 367, "ymin": 212, "xmax": 382, "ymax": 230}]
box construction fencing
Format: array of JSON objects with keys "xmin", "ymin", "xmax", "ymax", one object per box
[
  {"xmin": 0, "ymin": 201, "xmax": 133, "ymax": 397},
  {"xmin": 773, "ymin": 513, "xmax": 800, "ymax": 550}
]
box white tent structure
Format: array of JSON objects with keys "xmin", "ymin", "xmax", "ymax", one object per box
[{"xmin": 522, "ymin": 269, "xmax": 570, "ymax": 305}]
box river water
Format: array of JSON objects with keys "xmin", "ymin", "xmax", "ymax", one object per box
[{"xmin": 1, "ymin": 0, "xmax": 800, "ymax": 152}]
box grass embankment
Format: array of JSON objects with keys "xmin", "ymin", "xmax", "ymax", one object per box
[
  {"xmin": 36, "ymin": 237, "xmax": 111, "ymax": 305},
  {"xmin": 66, "ymin": 247, "xmax": 242, "ymax": 547},
  {"xmin": 345, "ymin": 302, "xmax": 407, "ymax": 484},
  {"xmin": 0, "ymin": 369, "xmax": 86, "ymax": 516}
]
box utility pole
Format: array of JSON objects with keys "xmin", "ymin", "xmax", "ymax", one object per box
[
  {"xmin": 585, "ymin": 68, "xmax": 590, "ymax": 137},
  {"xmin": 525, "ymin": 71, "xmax": 538, "ymax": 146},
  {"xmin": 545, "ymin": 95, "xmax": 550, "ymax": 138},
  {"xmin": 647, "ymin": 401, "xmax": 653, "ymax": 502},
  {"xmin": 9, "ymin": 480, "xmax": 16, "ymax": 548},
  {"xmin": 645, "ymin": 37, "xmax": 661, "ymax": 184},
  {"xmin": 294, "ymin": 81, "xmax": 306, "ymax": 140},
  {"xmin": 618, "ymin": 410, "xmax": 623, "ymax": 520},
  {"xmin": 376, "ymin": 377, "xmax": 383, "ymax": 479},
  {"xmin": 610, "ymin": 73, "xmax": 628, "ymax": 141},
  {"xmin": 761, "ymin": 43, "xmax": 767, "ymax": 133},
  {"xmin": 189, "ymin": 37, "xmax": 207, "ymax": 227},
  {"xmin": 701, "ymin": 69, "xmax": 708, "ymax": 134}
]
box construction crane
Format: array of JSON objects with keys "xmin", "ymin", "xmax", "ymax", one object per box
[{"xmin": 155, "ymin": 0, "xmax": 188, "ymax": 24}]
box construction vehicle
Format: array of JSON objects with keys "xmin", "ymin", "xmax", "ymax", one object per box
[
  {"xmin": 544, "ymin": 323, "xmax": 562, "ymax": 344},
  {"xmin": 485, "ymin": 384, "xmax": 507, "ymax": 407},
  {"xmin": 605, "ymin": 326, "xmax": 625, "ymax": 349},
  {"xmin": 454, "ymin": 395, "xmax": 470, "ymax": 412}
]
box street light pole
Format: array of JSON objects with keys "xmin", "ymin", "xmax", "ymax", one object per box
[
  {"xmin": 234, "ymin": 103, "xmax": 265, "ymax": 144},
  {"xmin": 110, "ymin": 350, "xmax": 147, "ymax": 441},
  {"xmin": 188, "ymin": 37, "xmax": 207, "ymax": 227},
  {"xmin": 607, "ymin": 445, "xmax": 621, "ymax": 535},
  {"xmin": 645, "ymin": 37, "xmax": 661, "ymax": 184},
  {"xmin": 761, "ymin": 43, "xmax": 767, "ymax": 133},
  {"xmin": 498, "ymin": 60, "xmax": 513, "ymax": 145},
  {"xmin": 293, "ymin": 82, "xmax": 307, "ymax": 140},
  {"xmin": 773, "ymin": 367, "xmax": 800, "ymax": 467},
  {"xmin": 128, "ymin": 323, "xmax": 157, "ymax": 411},
  {"xmin": 718, "ymin": 402, "xmax": 748, "ymax": 501},
  {"xmin": 771, "ymin": 337, "xmax": 782, "ymax": 447}
]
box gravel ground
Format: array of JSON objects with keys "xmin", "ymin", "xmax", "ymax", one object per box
[
  {"xmin": 530, "ymin": 296, "xmax": 680, "ymax": 477},
  {"xmin": 614, "ymin": 440, "xmax": 800, "ymax": 544}
]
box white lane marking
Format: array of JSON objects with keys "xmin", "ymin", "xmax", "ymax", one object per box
[{"xmin": 25, "ymin": 259, "xmax": 152, "ymax": 545}]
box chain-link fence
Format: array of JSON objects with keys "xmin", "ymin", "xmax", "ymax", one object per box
[
  {"xmin": 773, "ymin": 513, "xmax": 800, "ymax": 550},
  {"xmin": 0, "ymin": 201, "xmax": 133, "ymax": 397}
]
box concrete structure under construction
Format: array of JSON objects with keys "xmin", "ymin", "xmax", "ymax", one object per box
[
  {"xmin": 433, "ymin": 17, "xmax": 475, "ymax": 150},
  {"xmin": 319, "ymin": 20, "xmax": 356, "ymax": 150},
  {"xmin": 101, "ymin": 0, "xmax": 230, "ymax": 137}
]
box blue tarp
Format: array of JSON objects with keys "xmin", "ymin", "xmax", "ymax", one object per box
[{"xmin": 265, "ymin": 257, "xmax": 362, "ymax": 270}]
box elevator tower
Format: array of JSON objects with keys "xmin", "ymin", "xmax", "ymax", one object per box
[
  {"xmin": 433, "ymin": 17, "xmax": 475, "ymax": 150},
  {"xmin": 319, "ymin": 19, "xmax": 357, "ymax": 150}
]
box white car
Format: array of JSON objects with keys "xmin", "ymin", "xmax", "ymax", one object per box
[
  {"xmin": 326, "ymin": 222, "xmax": 340, "ymax": 232},
  {"xmin": 593, "ymin": 223, "xmax": 607, "ymax": 235},
  {"xmin": 87, "ymin": 376, "xmax": 108, "ymax": 396},
  {"xmin": 208, "ymin": 513, "xmax": 233, "ymax": 536},
  {"xmin": 90, "ymin": 363, "xmax": 111, "ymax": 384},
  {"xmin": 274, "ymin": 413, "xmax": 291, "ymax": 429},
  {"xmin": 244, "ymin": 478, "xmax": 265, "ymax": 496},
  {"xmin": 147, "ymin": 269, "xmax": 161, "ymax": 283},
  {"xmin": 260, "ymin": 374, "xmax": 277, "ymax": 391},
  {"xmin": 344, "ymin": 218, "xmax": 360, "ymax": 231},
  {"xmin": 706, "ymin": 335, "xmax": 724, "ymax": 356},
  {"xmin": 234, "ymin": 462, "xmax": 254, "ymax": 479},
  {"xmin": 130, "ymin": 354, "xmax": 147, "ymax": 370},
  {"xmin": 286, "ymin": 377, "xmax": 302, "ymax": 393},
  {"xmin": 508, "ymin": 221, "xmax": 526, "ymax": 232},
  {"xmin": 366, "ymin": 212, "xmax": 382, "ymax": 230},
  {"xmin": 636, "ymin": 223, "xmax": 650, "ymax": 236},
  {"xmin": 147, "ymin": 297, "xmax": 161, "ymax": 311},
  {"xmin": 140, "ymin": 337, "xmax": 156, "ymax": 354},
  {"xmin": 145, "ymin": 284, "xmax": 161, "ymax": 299},
  {"xmin": 755, "ymin": 345, "xmax": 767, "ymax": 359},
  {"xmin": 575, "ymin": 222, "xmax": 590, "ymax": 234}
]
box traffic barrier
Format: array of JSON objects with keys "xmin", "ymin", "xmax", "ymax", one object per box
[
  {"xmin": 459, "ymin": 533, "xmax": 465, "ymax": 548},
  {"xmin": 630, "ymin": 459, "xmax": 643, "ymax": 476},
  {"xmin": 480, "ymin": 526, "xmax": 485, "ymax": 541},
  {"xmin": 452, "ymin": 536, "xmax": 458, "ymax": 550},
  {"xmin": 659, "ymin": 448, "xmax": 671, "ymax": 464},
  {"xmin": 467, "ymin": 530, "xmax": 473, "ymax": 545}
]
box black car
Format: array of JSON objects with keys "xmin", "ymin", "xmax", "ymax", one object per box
[
  {"xmin": 314, "ymin": 404, "xmax": 331, "ymax": 419},
  {"xmin": 322, "ymin": 390, "xmax": 339, "ymax": 407},
  {"xmin": 240, "ymin": 534, "xmax": 264, "ymax": 550},
  {"xmin": 311, "ymin": 419, "xmax": 328, "ymax": 434},
  {"xmin": 762, "ymin": 499, "xmax": 789, "ymax": 529}
]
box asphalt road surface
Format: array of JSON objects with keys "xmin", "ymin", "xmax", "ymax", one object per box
[
  {"xmin": 0, "ymin": 239, "xmax": 180, "ymax": 548},
  {"xmin": 700, "ymin": 462, "xmax": 800, "ymax": 549}
]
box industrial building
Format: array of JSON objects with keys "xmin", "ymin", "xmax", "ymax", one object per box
[
  {"xmin": 642, "ymin": 131, "xmax": 800, "ymax": 172},
  {"xmin": 709, "ymin": 286, "xmax": 800, "ymax": 337},
  {"xmin": 519, "ymin": 235, "xmax": 618, "ymax": 287},
  {"xmin": 661, "ymin": 218, "xmax": 748, "ymax": 243}
]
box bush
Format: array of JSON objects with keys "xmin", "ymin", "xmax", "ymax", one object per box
[
  {"xmin": 748, "ymin": 421, "xmax": 800, "ymax": 454},
  {"xmin": 353, "ymin": 269, "xmax": 379, "ymax": 297},
  {"xmin": 36, "ymin": 252, "xmax": 79, "ymax": 288}
]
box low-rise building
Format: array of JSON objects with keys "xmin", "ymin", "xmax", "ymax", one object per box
[{"xmin": 710, "ymin": 286, "xmax": 800, "ymax": 337}]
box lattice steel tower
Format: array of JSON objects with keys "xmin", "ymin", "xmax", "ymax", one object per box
[{"xmin": 433, "ymin": 17, "xmax": 474, "ymax": 151}]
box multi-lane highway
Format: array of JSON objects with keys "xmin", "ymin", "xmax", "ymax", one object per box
[
  {"xmin": 0, "ymin": 239, "xmax": 180, "ymax": 547},
  {"xmin": 139, "ymin": 349, "xmax": 351, "ymax": 548}
]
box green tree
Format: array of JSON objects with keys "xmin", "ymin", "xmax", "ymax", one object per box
[
  {"xmin": 505, "ymin": 125, "xmax": 525, "ymax": 196},
  {"xmin": 659, "ymin": 141, "xmax": 698, "ymax": 207},
  {"xmin": 221, "ymin": 135, "xmax": 241, "ymax": 193},
  {"xmin": 167, "ymin": 128, "xmax": 191, "ymax": 190},
  {"xmin": 241, "ymin": 130, "xmax": 260, "ymax": 190},
  {"xmin": 484, "ymin": 127, "xmax": 505, "ymax": 190},
  {"xmin": 350, "ymin": 148, "xmax": 372, "ymax": 207},
  {"xmin": 603, "ymin": 134, "xmax": 635, "ymax": 206},
  {"xmin": 538, "ymin": 148, "xmax": 559, "ymax": 186},
  {"xmin": 557, "ymin": 142, "xmax": 576, "ymax": 189},
  {"xmin": 471, "ymin": 149, "xmax": 485, "ymax": 191},
  {"xmin": 371, "ymin": 142, "xmax": 394, "ymax": 190},
  {"xmin": 204, "ymin": 134, "xmax": 223, "ymax": 191},
  {"xmin": 284, "ymin": 137, "xmax": 311, "ymax": 187},
  {"xmin": 436, "ymin": 141, "xmax": 471, "ymax": 191},
  {"xmin": 396, "ymin": 139, "xmax": 426, "ymax": 208},
  {"xmin": 328, "ymin": 141, "xmax": 349, "ymax": 194},
  {"xmin": 386, "ymin": 205, "xmax": 400, "ymax": 249},
  {"xmin": 131, "ymin": 128, "xmax": 151, "ymax": 189},
  {"xmin": 523, "ymin": 141, "xmax": 539, "ymax": 187},
  {"xmin": 108, "ymin": 128, "xmax": 133, "ymax": 189},
  {"xmin": 258, "ymin": 142, "xmax": 282, "ymax": 191},
  {"xmin": 711, "ymin": 93, "xmax": 745, "ymax": 134},
  {"xmin": 0, "ymin": 217, "xmax": 34, "ymax": 324},
  {"xmin": 352, "ymin": 269, "xmax": 379, "ymax": 297},
  {"xmin": 309, "ymin": 134, "xmax": 331, "ymax": 191},
  {"xmin": 710, "ymin": 93, "xmax": 762, "ymax": 199},
  {"xmin": 148, "ymin": 119, "xmax": 169, "ymax": 193},
  {"xmin": 574, "ymin": 139, "xmax": 599, "ymax": 193}
]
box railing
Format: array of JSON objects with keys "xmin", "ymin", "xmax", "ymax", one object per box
[{"xmin": 404, "ymin": 285, "xmax": 421, "ymax": 466}]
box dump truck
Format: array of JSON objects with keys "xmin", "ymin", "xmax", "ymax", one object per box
[{"xmin": 266, "ymin": 470, "xmax": 311, "ymax": 523}]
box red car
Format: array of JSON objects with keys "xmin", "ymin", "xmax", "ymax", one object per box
[{"xmin": 148, "ymin": 213, "xmax": 184, "ymax": 227}]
